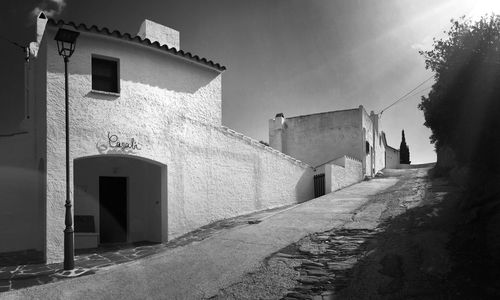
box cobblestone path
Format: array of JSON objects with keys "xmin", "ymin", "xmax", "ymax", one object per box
[{"xmin": 277, "ymin": 228, "xmax": 380, "ymax": 300}]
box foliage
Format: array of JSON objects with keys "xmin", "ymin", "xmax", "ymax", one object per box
[
  {"xmin": 399, "ymin": 130, "xmax": 410, "ymax": 164},
  {"xmin": 419, "ymin": 15, "xmax": 500, "ymax": 173}
]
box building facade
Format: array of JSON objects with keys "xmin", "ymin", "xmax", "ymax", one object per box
[
  {"xmin": 0, "ymin": 13, "xmax": 402, "ymax": 265},
  {"xmin": 0, "ymin": 13, "xmax": 314, "ymax": 263},
  {"xmin": 269, "ymin": 106, "xmax": 390, "ymax": 177},
  {"xmin": 382, "ymin": 132, "xmax": 401, "ymax": 169}
]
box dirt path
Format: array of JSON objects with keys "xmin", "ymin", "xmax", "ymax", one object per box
[{"xmin": 210, "ymin": 167, "xmax": 459, "ymax": 300}]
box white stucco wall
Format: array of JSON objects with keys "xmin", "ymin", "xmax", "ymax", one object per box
[
  {"xmin": 167, "ymin": 125, "xmax": 313, "ymax": 238},
  {"xmin": 370, "ymin": 113, "xmax": 385, "ymax": 174},
  {"xmin": 385, "ymin": 147, "xmax": 400, "ymax": 169},
  {"xmin": 270, "ymin": 109, "xmax": 363, "ymax": 167},
  {"xmin": 324, "ymin": 156, "xmax": 362, "ymax": 193},
  {"xmin": 361, "ymin": 107, "xmax": 374, "ymax": 177},
  {"xmin": 35, "ymin": 24, "xmax": 313, "ymax": 262}
]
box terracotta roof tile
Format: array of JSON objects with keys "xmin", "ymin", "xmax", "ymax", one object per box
[{"xmin": 47, "ymin": 19, "xmax": 226, "ymax": 72}]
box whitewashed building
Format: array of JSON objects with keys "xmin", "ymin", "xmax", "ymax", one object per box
[
  {"xmin": 382, "ymin": 132, "xmax": 400, "ymax": 169},
  {"xmin": 269, "ymin": 106, "xmax": 391, "ymax": 177},
  {"xmin": 0, "ymin": 13, "xmax": 401, "ymax": 265},
  {"xmin": 0, "ymin": 13, "xmax": 314, "ymax": 264}
]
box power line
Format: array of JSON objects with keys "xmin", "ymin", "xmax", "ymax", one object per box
[
  {"xmin": 408, "ymin": 85, "xmax": 433, "ymax": 97},
  {"xmin": 379, "ymin": 75, "xmax": 434, "ymax": 114},
  {"xmin": 0, "ymin": 34, "xmax": 29, "ymax": 62},
  {"xmin": 378, "ymin": 8, "xmax": 488, "ymax": 116},
  {"xmin": 0, "ymin": 34, "xmax": 25, "ymax": 50}
]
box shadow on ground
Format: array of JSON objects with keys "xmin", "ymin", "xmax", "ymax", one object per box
[
  {"xmin": 334, "ymin": 172, "xmax": 460, "ymax": 299},
  {"xmin": 265, "ymin": 168, "xmax": 500, "ymax": 300}
]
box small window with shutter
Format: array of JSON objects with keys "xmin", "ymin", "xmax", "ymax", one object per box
[{"xmin": 92, "ymin": 56, "xmax": 119, "ymax": 93}]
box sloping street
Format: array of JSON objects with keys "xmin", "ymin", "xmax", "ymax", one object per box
[
  {"xmin": 212, "ymin": 167, "xmax": 448, "ymax": 299},
  {"xmin": 1, "ymin": 167, "xmax": 444, "ymax": 300}
]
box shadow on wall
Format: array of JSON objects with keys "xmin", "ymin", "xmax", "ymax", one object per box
[
  {"xmin": 74, "ymin": 154, "xmax": 166, "ymax": 245},
  {"xmin": 49, "ymin": 34, "xmax": 221, "ymax": 95},
  {"xmin": 295, "ymin": 168, "xmax": 315, "ymax": 203},
  {"xmin": 0, "ymin": 166, "xmax": 44, "ymax": 257},
  {"xmin": 119, "ymin": 51, "xmax": 220, "ymax": 94}
]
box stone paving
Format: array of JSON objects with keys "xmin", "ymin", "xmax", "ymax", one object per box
[
  {"xmin": 275, "ymin": 227, "xmax": 380, "ymax": 300},
  {"xmin": 0, "ymin": 205, "xmax": 290, "ymax": 293},
  {"xmin": 208, "ymin": 168, "xmax": 433, "ymax": 300}
]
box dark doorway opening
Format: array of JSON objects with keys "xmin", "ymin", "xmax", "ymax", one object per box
[
  {"xmin": 99, "ymin": 176, "xmax": 127, "ymax": 244},
  {"xmin": 314, "ymin": 173, "xmax": 326, "ymax": 198}
]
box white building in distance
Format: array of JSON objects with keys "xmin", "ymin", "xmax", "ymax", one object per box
[{"xmin": 269, "ymin": 106, "xmax": 391, "ymax": 177}]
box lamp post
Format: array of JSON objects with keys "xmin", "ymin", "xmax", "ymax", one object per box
[{"xmin": 54, "ymin": 28, "xmax": 80, "ymax": 270}]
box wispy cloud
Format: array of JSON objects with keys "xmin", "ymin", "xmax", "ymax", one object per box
[
  {"xmin": 30, "ymin": 0, "xmax": 67, "ymax": 18},
  {"xmin": 411, "ymin": 36, "xmax": 434, "ymax": 52}
]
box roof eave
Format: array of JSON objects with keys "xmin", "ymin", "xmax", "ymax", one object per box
[{"xmin": 46, "ymin": 18, "xmax": 226, "ymax": 72}]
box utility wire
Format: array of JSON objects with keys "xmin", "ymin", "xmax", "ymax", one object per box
[
  {"xmin": 408, "ymin": 85, "xmax": 433, "ymax": 97},
  {"xmin": 378, "ymin": 7, "xmax": 487, "ymax": 116},
  {"xmin": 0, "ymin": 34, "xmax": 26, "ymax": 50},
  {"xmin": 379, "ymin": 75, "xmax": 434, "ymax": 114},
  {"xmin": 0, "ymin": 34, "xmax": 29, "ymax": 61}
]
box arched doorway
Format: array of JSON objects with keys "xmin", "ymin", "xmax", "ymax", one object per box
[{"xmin": 73, "ymin": 155, "xmax": 166, "ymax": 249}]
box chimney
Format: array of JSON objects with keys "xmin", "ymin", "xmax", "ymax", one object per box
[
  {"xmin": 28, "ymin": 12, "xmax": 48, "ymax": 58},
  {"xmin": 274, "ymin": 113, "xmax": 285, "ymax": 130},
  {"xmin": 36, "ymin": 12, "xmax": 48, "ymax": 44},
  {"xmin": 137, "ymin": 19, "xmax": 180, "ymax": 49},
  {"xmin": 269, "ymin": 113, "xmax": 286, "ymax": 152}
]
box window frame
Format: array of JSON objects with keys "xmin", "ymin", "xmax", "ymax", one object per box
[{"xmin": 91, "ymin": 54, "xmax": 120, "ymax": 95}]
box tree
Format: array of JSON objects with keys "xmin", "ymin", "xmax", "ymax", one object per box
[
  {"xmin": 419, "ymin": 15, "xmax": 500, "ymax": 175},
  {"xmin": 399, "ymin": 130, "xmax": 410, "ymax": 164}
]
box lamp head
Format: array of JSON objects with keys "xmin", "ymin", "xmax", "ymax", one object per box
[{"xmin": 54, "ymin": 28, "xmax": 80, "ymax": 58}]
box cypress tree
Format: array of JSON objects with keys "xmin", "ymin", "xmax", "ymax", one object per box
[{"xmin": 400, "ymin": 130, "xmax": 411, "ymax": 164}]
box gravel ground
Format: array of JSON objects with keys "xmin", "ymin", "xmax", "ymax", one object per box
[{"xmin": 209, "ymin": 167, "xmax": 461, "ymax": 300}]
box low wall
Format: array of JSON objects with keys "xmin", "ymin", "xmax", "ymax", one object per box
[
  {"xmin": 325, "ymin": 156, "xmax": 363, "ymax": 192},
  {"xmin": 385, "ymin": 147, "xmax": 400, "ymax": 169},
  {"xmin": 166, "ymin": 123, "xmax": 315, "ymax": 240}
]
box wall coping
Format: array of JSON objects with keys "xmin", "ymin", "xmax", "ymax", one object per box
[
  {"xmin": 313, "ymin": 155, "xmax": 362, "ymax": 169},
  {"xmin": 344, "ymin": 155, "xmax": 362, "ymax": 163},
  {"xmin": 219, "ymin": 126, "xmax": 311, "ymax": 168},
  {"xmin": 283, "ymin": 108, "xmax": 359, "ymax": 120}
]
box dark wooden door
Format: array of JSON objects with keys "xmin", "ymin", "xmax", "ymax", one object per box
[
  {"xmin": 99, "ymin": 176, "xmax": 127, "ymax": 243},
  {"xmin": 314, "ymin": 173, "xmax": 325, "ymax": 198}
]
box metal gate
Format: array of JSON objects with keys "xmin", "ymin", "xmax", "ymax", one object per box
[{"xmin": 314, "ymin": 173, "xmax": 325, "ymax": 198}]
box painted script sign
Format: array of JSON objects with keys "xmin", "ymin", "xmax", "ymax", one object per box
[{"xmin": 108, "ymin": 132, "xmax": 142, "ymax": 150}]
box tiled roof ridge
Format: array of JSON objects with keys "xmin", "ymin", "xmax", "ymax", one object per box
[
  {"xmin": 219, "ymin": 126, "xmax": 310, "ymax": 168},
  {"xmin": 47, "ymin": 19, "xmax": 226, "ymax": 72}
]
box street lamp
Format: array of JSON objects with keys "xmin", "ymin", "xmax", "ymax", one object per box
[{"xmin": 54, "ymin": 27, "xmax": 80, "ymax": 271}]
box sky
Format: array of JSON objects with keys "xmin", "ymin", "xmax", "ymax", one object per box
[{"xmin": 1, "ymin": 0, "xmax": 500, "ymax": 164}]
